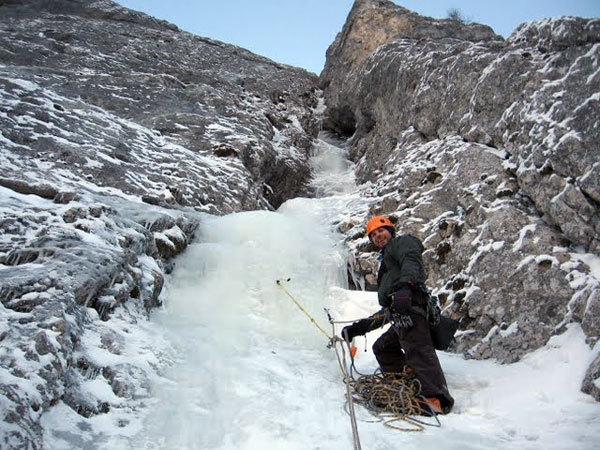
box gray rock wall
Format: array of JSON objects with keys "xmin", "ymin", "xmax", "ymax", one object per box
[
  {"xmin": 1, "ymin": 0, "xmax": 319, "ymax": 212},
  {"xmin": 0, "ymin": 0, "xmax": 319, "ymax": 447},
  {"xmin": 321, "ymin": 0, "xmax": 599, "ymax": 399}
]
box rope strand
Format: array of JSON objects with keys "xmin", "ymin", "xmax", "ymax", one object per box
[{"xmin": 276, "ymin": 279, "xmax": 332, "ymax": 340}]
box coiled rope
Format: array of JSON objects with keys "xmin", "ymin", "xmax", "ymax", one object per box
[
  {"xmin": 345, "ymin": 370, "xmax": 441, "ymax": 431},
  {"xmin": 276, "ymin": 279, "xmax": 440, "ymax": 448},
  {"xmin": 328, "ymin": 317, "xmax": 441, "ymax": 432}
]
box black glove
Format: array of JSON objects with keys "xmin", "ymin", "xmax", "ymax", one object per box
[
  {"xmin": 390, "ymin": 287, "xmax": 413, "ymax": 315},
  {"xmin": 389, "ymin": 287, "xmax": 414, "ymax": 329},
  {"xmin": 341, "ymin": 319, "xmax": 370, "ymax": 342}
]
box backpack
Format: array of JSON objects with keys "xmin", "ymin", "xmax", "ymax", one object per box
[
  {"xmin": 418, "ymin": 285, "xmax": 459, "ymax": 350},
  {"xmin": 416, "ymin": 284, "xmax": 441, "ymax": 328}
]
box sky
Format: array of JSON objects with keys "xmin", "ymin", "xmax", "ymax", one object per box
[
  {"xmin": 39, "ymin": 136, "xmax": 600, "ymax": 449},
  {"xmin": 115, "ymin": 0, "xmax": 600, "ymax": 74}
]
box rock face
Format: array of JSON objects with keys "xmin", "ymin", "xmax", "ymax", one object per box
[
  {"xmin": 0, "ymin": 0, "xmax": 318, "ymax": 448},
  {"xmin": 321, "ymin": 0, "xmax": 599, "ymax": 399},
  {"xmin": 1, "ymin": 0, "xmax": 319, "ymax": 213}
]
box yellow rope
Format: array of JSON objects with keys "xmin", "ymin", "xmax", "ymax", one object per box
[
  {"xmin": 276, "ymin": 280, "xmax": 362, "ymax": 448},
  {"xmin": 276, "ymin": 279, "xmax": 332, "ymax": 340}
]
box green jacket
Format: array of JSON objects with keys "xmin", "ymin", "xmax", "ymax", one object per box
[{"xmin": 377, "ymin": 234, "xmax": 426, "ymax": 306}]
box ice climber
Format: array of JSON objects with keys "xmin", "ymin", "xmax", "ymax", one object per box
[{"xmin": 341, "ymin": 215, "xmax": 454, "ymax": 414}]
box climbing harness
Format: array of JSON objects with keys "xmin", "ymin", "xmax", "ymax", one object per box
[{"xmin": 276, "ymin": 279, "xmax": 441, "ymax": 448}]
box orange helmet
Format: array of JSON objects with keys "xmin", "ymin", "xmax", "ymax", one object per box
[{"xmin": 366, "ymin": 215, "xmax": 394, "ymax": 236}]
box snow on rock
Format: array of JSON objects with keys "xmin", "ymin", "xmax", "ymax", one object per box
[
  {"xmin": 320, "ymin": 0, "xmax": 600, "ymax": 403},
  {"xmin": 0, "ymin": 0, "xmax": 319, "ymax": 448}
]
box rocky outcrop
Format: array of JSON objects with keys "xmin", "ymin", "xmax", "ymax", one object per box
[
  {"xmin": 0, "ymin": 192, "xmax": 197, "ymax": 447},
  {"xmin": 1, "ymin": 0, "xmax": 319, "ymax": 213},
  {"xmin": 321, "ymin": 0, "xmax": 599, "ymax": 398},
  {"xmin": 0, "ymin": 1, "xmax": 319, "ymax": 447}
]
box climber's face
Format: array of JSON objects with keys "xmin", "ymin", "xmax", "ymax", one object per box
[{"xmin": 369, "ymin": 227, "xmax": 392, "ymax": 249}]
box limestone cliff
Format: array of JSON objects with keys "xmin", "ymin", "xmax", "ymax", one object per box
[{"xmin": 321, "ymin": 0, "xmax": 599, "ymax": 399}]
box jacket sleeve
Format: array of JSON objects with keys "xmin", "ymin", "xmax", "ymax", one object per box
[{"xmin": 356, "ymin": 308, "xmax": 389, "ymax": 334}]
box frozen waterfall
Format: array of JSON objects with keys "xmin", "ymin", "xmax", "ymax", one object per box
[{"xmin": 134, "ymin": 133, "xmax": 369, "ymax": 449}]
